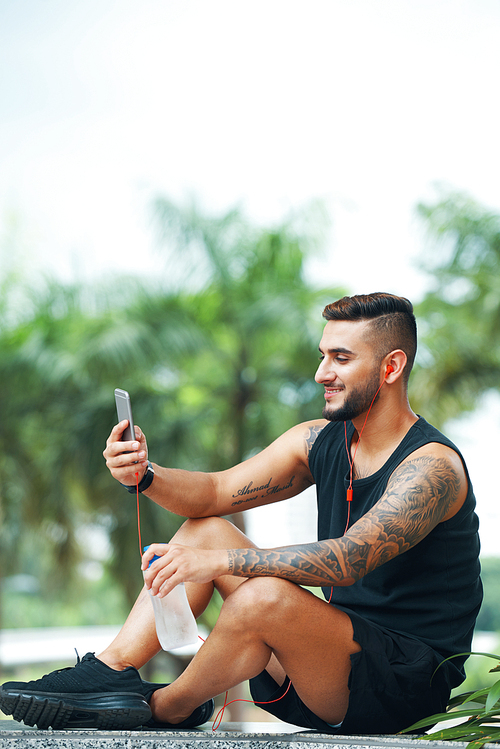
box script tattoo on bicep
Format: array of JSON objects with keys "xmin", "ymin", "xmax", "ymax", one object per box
[
  {"xmin": 231, "ymin": 476, "xmax": 296, "ymax": 506},
  {"xmin": 226, "ymin": 455, "xmax": 461, "ymax": 586}
]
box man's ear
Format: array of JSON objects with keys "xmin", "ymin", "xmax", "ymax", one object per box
[{"xmin": 384, "ymin": 350, "xmax": 407, "ymax": 381}]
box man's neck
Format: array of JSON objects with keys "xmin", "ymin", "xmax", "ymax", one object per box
[{"xmin": 349, "ymin": 401, "xmax": 418, "ymax": 459}]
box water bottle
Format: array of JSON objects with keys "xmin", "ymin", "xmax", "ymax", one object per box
[{"xmin": 144, "ymin": 545, "xmax": 199, "ymax": 651}]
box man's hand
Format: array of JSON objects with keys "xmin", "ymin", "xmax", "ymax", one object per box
[
  {"xmin": 141, "ymin": 542, "xmax": 228, "ymax": 597},
  {"xmin": 103, "ymin": 421, "xmax": 149, "ymax": 487}
]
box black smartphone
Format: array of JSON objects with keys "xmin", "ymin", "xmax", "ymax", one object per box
[{"xmin": 114, "ymin": 388, "xmax": 136, "ymax": 443}]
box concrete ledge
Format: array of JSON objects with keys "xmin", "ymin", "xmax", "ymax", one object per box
[{"xmin": 0, "ymin": 722, "xmax": 492, "ymax": 749}]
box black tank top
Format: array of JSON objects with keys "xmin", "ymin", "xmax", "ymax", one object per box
[{"xmin": 309, "ymin": 416, "xmax": 482, "ymax": 685}]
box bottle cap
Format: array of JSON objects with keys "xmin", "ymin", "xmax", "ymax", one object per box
[{"xmin": 143, "ymin": 545, "xmax": 161, "ymax": 568}]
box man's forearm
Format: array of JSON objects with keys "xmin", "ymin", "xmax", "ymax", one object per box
[
  {"xmin": 143, "ymin": 464, "xmax": 220, "ymax": 518},
  {"xmin": 226, "ymin": 540, "xmax": 356, "ymax": 587}
]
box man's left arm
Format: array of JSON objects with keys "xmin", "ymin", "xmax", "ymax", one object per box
[{"xmin": 226, "ymin": 445, "xmax": 467, "ymax": 587}]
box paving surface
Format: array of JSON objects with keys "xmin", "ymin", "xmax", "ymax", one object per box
[{"xmin": 0, "ymin": 721, "xmax": 487, "ymax": 749}]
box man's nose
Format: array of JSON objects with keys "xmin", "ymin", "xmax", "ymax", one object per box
[{"xmin": 315, "ymin": 359, "xmax": 331, "ymax": 383}]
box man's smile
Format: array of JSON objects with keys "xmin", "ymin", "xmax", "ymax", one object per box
[{"xmin": 323, "ymin": 386, "xmax": 344, "ymax": 400}]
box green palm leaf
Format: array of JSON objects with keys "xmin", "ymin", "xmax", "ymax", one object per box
[{"xmin": 402, "ymin": 652, "xmax": 500, "ymax": 747}]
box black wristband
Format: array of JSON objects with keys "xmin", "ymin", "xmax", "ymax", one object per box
[{"xmin": 123, "ymin": 461, "xmax": 155, "ymax": 494}]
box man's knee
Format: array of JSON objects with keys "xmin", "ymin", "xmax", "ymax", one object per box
[
  {"xmin": 174, "ymin": 516, "xmax": 239, "ymax": 548},
  {"xmin": 223, "ymin": 577, "xmax": 298, "ymax": 625},
  {"xmin": 222, "ymin": 578, "xmax": 351, "ymax": 634}
]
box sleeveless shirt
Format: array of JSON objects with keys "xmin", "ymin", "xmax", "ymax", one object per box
[{"xmin": 309, "ymin": 416, "xmax": 482, "ymax": 686}]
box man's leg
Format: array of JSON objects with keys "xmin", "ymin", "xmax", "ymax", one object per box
[
  {"xmin": 98, "ymin": 517, "xmax": 255, "ymax": 671},
  {"xmin": 100, "ymin": 515, "xmax": 360, "ymax": 727},
  {"xmin": 0, "ymin": 516, "xmax": 359, "ymax": 730},
  {"xmin": 0, "ymin": 517, "xmax": 254, "ymax": 730},
  {"xmin": 150, "ymin": 574, "xmax": 360, "ymax": 726}
]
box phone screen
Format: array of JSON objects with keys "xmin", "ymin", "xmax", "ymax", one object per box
[{"xmin": 114, "ymin": 388, "xmax": 135, "ymax": 442}]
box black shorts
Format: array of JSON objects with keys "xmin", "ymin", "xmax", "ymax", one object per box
[{"xmin": 249, "ymin": 609, "xmax": 454, "ymax": 735}]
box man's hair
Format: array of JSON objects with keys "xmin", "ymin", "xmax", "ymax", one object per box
[{"xmin": 322, "ymin": 293, "xmax": 417, "ymax": 382}]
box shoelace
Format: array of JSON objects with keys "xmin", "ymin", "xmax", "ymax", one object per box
[{"xmin": 43, "ymin": 649, "xmax": 81, "ymax": 679}]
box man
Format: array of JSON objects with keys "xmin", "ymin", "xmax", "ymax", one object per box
[{"xmin": 0, "ymin": 293, "xmax": 482, "ymax": 734}]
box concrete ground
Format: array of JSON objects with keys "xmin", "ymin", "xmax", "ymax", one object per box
[{"xmin": 0, "ymin": 720, "xmax": 487, "ymax": 749}]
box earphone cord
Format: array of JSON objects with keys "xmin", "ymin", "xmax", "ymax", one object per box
[
  {"xmin": 135, "ymin": 471, "xmax": 142, "ymax": 557},
  {"xmin": 133, "ymin": 381, "xmax": 402, "ymax": 732},
  {"xmin": 135, "ymin": 370, "xmax": 392, "ymax": 726},
  {"xmin": 211, "ymin": 675, "xmax": 292, "ymax": 730},
  {"xmin": 324, "ymin": 373, "xmax": 391, "ymax": 605},
  {"xmin": 343, "ymin": 373, "xmax": 389, "ymax": 532},
  {"xmin": 135, "ymin": 470, "xmax": 290, "ymax": 730}
]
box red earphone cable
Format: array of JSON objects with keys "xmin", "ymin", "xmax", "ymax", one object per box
[
  {"xmin": 211, "ymin": 680, "xmax": 293, "ymax": 731},
  {"xmin": 135, "ymin": 471, "xmax": 142, "ymax": 558},
  {"xmin": 326, "ymin": 369, "xmax": 391, "ymax": 601},
  {"xmin": 136, "ymin": 491, "xmax": 291, "ymax": 730},
  {"xmin": 192, "ymin": 634, "xmax": 293, "ymax": 731},
  {"xmin": 133, "ymin": 367, "xmax": 393, "ymax": 728},
  {"xmin": 343, "ymin": 369, "xmax": 391, "ymax": 527},
  {"xmin": 136, "ymin": 367, "xmax": 393, "ymax": 729}
]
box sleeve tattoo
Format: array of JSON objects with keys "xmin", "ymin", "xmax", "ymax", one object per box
[{"xmin": 226, "ymin": 455, "xmax": 462, "ymax": 587}]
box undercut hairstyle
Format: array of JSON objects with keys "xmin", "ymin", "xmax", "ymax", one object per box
[{"xmin": 322, "ymin": 293, "xmax": 417, "ymax": 383}]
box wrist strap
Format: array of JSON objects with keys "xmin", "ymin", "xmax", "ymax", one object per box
[{"xmin": 124, "ymin": 461, "xmax": 154, "ymax": 494}]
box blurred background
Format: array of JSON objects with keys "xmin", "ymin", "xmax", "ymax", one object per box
[{"xmin": 1, "ymin": 0, "xmax": 500, "ymax": 722}]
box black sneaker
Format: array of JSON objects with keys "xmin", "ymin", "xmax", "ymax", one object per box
[
  {"xmin": 141, "ymin": 681, "xmax": 214, "ymax": 730},
  {"xmin": 0, "ymin": 652, "xmax": 151, "ymax": 730}
]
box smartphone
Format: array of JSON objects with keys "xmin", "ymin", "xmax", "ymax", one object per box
[{"xmin": 114, "ymin": 388, "xmax": 136, "ymax": 443}]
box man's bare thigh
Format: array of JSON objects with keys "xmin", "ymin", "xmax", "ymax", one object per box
[{"xmin": 232, "ymin": 578, "xmax": 361, "ymax": 725}]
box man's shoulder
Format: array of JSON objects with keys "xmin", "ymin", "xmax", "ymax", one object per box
[
  {"xmin": 412, "ymin": 416, "xmax": 456, "ymax": 445},
  {"xmin": 403, "ymin": 440, "xmax": 467, "ymax": 478},
  {"xmin": 299, "ymin": 419, "xmax": 329, "ymax": 458},
  {"xmin": 263, "ymin": 419, "xmax": 329, "ymax": 461},
  {"xmin": 409, "ymin": 418, "xmax": 465, "ymax": 463},
  {"xmin": 284, "ymin": 418, "xmax": 342, "ymax": 460}
]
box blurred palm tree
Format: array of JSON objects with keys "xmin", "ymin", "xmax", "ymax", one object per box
[
  {"xmin": 151, "ymin": 197, "xmax": 333, "ymax": 469},
  {"xmin": 1, "ymin": 198, "xmax": 341, "ymax": 617},
  {"xmin": 410, "ymin": 189, "xmax": 500, "ymax": 427}
]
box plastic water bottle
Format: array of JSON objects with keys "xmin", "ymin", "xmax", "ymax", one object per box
[{"xmin": 144, "ymin": 546, "xmax": 198, "ymax": 651}]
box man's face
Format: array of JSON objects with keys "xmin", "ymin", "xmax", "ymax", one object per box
[{"xmin": 315, "ymin": 320, "xmax": 382, "ymax": 422}]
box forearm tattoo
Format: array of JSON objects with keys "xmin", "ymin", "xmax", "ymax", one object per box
[{"xmin": 227, "ymin": 455, "xmax": 461, "ymax": 586}]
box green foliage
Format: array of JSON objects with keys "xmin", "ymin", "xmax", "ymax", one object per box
[
  {"xmin": 0, "ymin": 197, "xmax": 342, "ymax": 622},
  {"xmin": 476, "ymin": 559, "xmax": 500, "ymax": 633},
  {"xmin": 3, "ymin": 571, "xmax": 129, "ymax": 629},
  {"xmin": 401, "ymin": 653, "xmax": 500, "ymax": 748},
  {"xmin": 411, "ymin": 189, "xmax": 500, "ymax": 428},
  {"xmin": 457, "ymin": 647, "xmax": 500, "ymax": 696},
  {"xmin": 402, "ymin": 191, "xmax": 500, "ymax": 746}
]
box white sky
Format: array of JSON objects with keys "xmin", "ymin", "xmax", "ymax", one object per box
[{"xmin": 1, "ymin": 0, "xmax": 499, "ymax": 553}]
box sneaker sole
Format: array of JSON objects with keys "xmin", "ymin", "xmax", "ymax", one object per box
[{"xmin": 0, "ymin": 688, "xmax": 151, "ymax": 730}]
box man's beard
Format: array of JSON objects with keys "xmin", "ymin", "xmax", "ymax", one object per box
[{"xmin": 322, "ymin": 369, "xmax": 381, "ymax": 422}]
